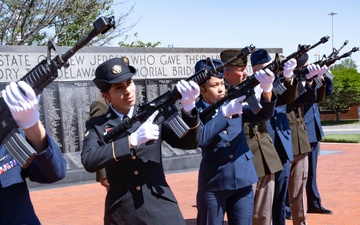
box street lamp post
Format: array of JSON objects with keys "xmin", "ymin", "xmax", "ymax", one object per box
[
  {"xmin": 314, "ymin": 52, "xmax": 320, "ymax": 61},
  {"xmin": 328, "ymin": 12, "xmax": 337, "ymax": 51}
]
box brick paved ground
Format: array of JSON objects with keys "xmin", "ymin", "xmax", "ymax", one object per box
[{"xmin": 30, "ymin": 143, "xmax": 360, "ymax": 225}]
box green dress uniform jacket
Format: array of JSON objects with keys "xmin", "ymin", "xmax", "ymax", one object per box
[
  {"xmin": 286, "ymin": 82, "xmax": 317, "ymax": 156},
  {"xmin": 244, "ymin": 120, "xmax": 283, "ymax": 177}
]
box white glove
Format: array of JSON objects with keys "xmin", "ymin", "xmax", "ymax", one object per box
[
  {"xmin": 283, "ymin": 58, "xmax": 297, "ymax": 78},
  {"xmin": 305, "ymin": 64, "xmax": 321, "ymax": 79},
  {"xmin": 221, "ymin": 95, "xmax": 246, "ymax": 118},
  {"xmin": 317, "ymin": 65, "xmax": 328, "ymax": 79},
  {"xmin": 129, "ymin": 110, "xmax": 159, "ymax": 147},
  {"xmin": 255, "ymin": 68, "xmax": 275, "ymax": 93},
  {"xmin": 1, "ymin": 81, "xmax": 39, "ymax": 129},
  {"xmin": 176, "ymin": 80, "xmax": 200, "ymax": 112}
]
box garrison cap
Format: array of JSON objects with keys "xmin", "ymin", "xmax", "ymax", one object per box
[
  {"xmin": 220, "ymin": 49, "xmax": 248, "ymax": 67},
  {"xmin": 250, "ymin": 49, "xmax": 272, "ymax": 66},
  {"xmin": 195, "ymin": 59, "xmax": 224, "ymax": 79},
  {"xmin": 93, "ymin": 57, "xmax": 136, "ymax": 92}
]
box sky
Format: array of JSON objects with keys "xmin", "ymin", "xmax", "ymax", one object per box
[{"xmin": 112, "ymin": 0, "xmax": 360, "ymax": 71}]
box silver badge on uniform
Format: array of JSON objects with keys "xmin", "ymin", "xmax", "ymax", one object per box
[{"xmin": 112, "ymin": 65, "xmax": 122, "ymax": 74}]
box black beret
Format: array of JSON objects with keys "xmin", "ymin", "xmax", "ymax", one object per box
[
  {"xmin": 93, "ymin": 58, "xmax": 136, "ymax": 92},
  {"xmin": 195, "ymin": 59, "xmax": 224, "ymax": 79},
  {"xmin": 220, "ymin": 49, "xmax": 248, "ymax": 67},
  {"xmin": 250, "ymin": 49, "xmax": 271, "ymax": 66},
  {"xmin": 296, "ymin": 53, "xmax": 309, "ymax": 69}
]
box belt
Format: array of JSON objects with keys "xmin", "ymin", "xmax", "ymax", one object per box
[{"xmin": 288, "ymin": 119, "xmax": 304, "ymax": 126}]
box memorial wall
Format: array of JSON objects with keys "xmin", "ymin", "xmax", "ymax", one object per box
[{"xmin": 0, "ymin": 46, "xmax": 282, "ymax": 171}]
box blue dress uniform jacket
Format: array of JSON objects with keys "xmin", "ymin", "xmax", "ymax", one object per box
[
  {"xmin": 304, "ymin": 77, "xmax": 333, "ymax": 143},
  {"xmin": 195, "ymin": 97, "xmax": 276, "ymax": 225},
  {"xmin": 266, "ymin": 79, "xmax": 299, "ymax": 163},
  {"xmin": 196, "ymin": 97, "xmax": 276, "ymax": 192},
  {"xmin": 0, "ymin": 133, "xmax": 67, "ymax": 225},
  {"xmin": 81, "ymin": 106, "xmax": 200, "ymax": 225},
  {"xmin": 304, "ymin": 103, "xmax": 323, "ymax": 142}
]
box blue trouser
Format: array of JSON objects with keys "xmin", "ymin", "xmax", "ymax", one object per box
[
  {"xmin": 306, "ymin": 141, "xmax": 322, "ymax": 210},
  {"xmin": 197, "ymin": 186, "xmax": 253, "ymax": 225}
]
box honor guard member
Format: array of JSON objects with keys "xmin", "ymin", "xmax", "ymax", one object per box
[
  {"xmin": 304, "ymin": 63, "xmax": 333, "ymax": 215},
  {"xmin": 252, "ymin": 51, "xmax": 300, "ymax": 225},
  {"xmin": 195, "ymin": 55, "xmax": 277, "ymax": 225},
  {"xmin": 0, "ymin": 81, "xmax": 67, "ymax": 224},
  {"xmin": 81, "ymin": 57, "xmax": 201, "ymax": 225},
  {"xmin": 90, "ymin": 96, "xmax": 110, "ymax": 118},
  {"xmin": 90, "ymin": 96, "xmax": 111, "ymax": 190},
  {"xmin": 91, "ymin": 56, "xmax": 128, "ymax": 191},
  {"xmin": 249, "ymin": 50, "xmax": 300, "ymax": 224},
  {"xmin": 246, "ymin": 49, "xmax": 291, "ymax": 225},
  {"xmin": 220, "ymin": 49, "xmax": 249, "ymax": 88},
  {"xmin": 285, "ymin": 53, "xmax": 322, "ymax": 225}
]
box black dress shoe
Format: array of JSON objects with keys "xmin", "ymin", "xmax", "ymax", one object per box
[
  {"xmin": 286, "ymin": 211, "xmax": 292, "ymax": 220},
  {"xmin": 307, "ymin": 207, "xmax": 333, "ymax": 214}
]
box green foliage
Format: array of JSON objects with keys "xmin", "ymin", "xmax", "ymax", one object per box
[
  {"xmin": 55, "ymin": 0, "xmax": 113, "ymax": 46},
  {"xmin": 118, "ymin": 33, "xmax": 161, "ymax": 47},
  {"xmin": 319, "ymin": 60, "xmax": 360, "ymax": 121},
  {"xmin": 0, "ymin": 0, "xmax": 137, "ymax": 46},
  {"xmin": 322, "ymin": 134, "xmax": 360, "ymax": 143},
  {"xmin": 332, "ymin": 58, "xmax": 358, "ymax": 70}
]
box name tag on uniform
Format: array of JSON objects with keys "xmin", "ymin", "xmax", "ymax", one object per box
[{"xmin": 0, "ymin": 159, "xmax": 18, "ymax": 174}]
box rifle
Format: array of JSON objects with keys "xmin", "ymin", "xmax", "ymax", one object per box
[
  {"xmin": 295, "ymin": 46, "xmax": 359, "ymax": 90},
  {"xmin": 269, "ymin": 36, "xmax": 329, "ymax": 95},
  {"xmin": 313, "ymin": 40, "xmax": 349, "ymax": 82},
  {"xmin": 102, "ymin": 45, "xmax": 256, "ymax": 144},
  {"xmin": 283, "ymin": 36, "xmax": 330, "ymax": 94},
  {"xmin": 199, "ymin": 36, "xmax": 329, "ymax": 118},
  {"xmin": 0, "ymin": 16, "xmax": 115, "ymax": 168},
  {"xmin": 327, "ymin": 40, "xmax": 348, "ymax": 59},
  {"xmin": 304, "ymin": 40, "xmax": 349, "ymax": 88}
]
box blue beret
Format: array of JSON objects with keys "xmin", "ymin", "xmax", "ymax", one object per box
[
  {"xmin": 194, "ymin": 59, "xmax": 224, "ymax": 79},
  {"xmin": 250, "ymin": 49, "xmax": 272, "ymax": 66},
  {"xmin": 93, "ymin": 57, "xmax": 136, "ymax": 92}
]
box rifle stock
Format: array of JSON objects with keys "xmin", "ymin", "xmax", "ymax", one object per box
[
  {"xmin": 102, "ymin": 45, "xmax": 256, "ymax": 143},
  {"xmin": 0, "ymin": 16, "xmax": 115, "ymax": 168}
]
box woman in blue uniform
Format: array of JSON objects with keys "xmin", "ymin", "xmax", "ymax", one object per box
[
  {"xmin": 194, "ymin": 56, "xmax": 277, "ymax": 225},
  {"xmin": 0, "ymin": 81, "xmax": 67, "ymax": 224}
]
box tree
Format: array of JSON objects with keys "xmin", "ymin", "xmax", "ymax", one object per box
[
  {"xmin": 0, "ymin": 0, "xmax": 137, "ymax": 46},
  {"xmin": 332, "ymin": 58, "xmax": 358, "ymax": 70},
  {"xmin": 319, "ymin": 62, "xmax": 360, "ymax": 121},
  {"xmin": 118, "ymin": 32, "xmax": 161, "ymax": 47}
]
